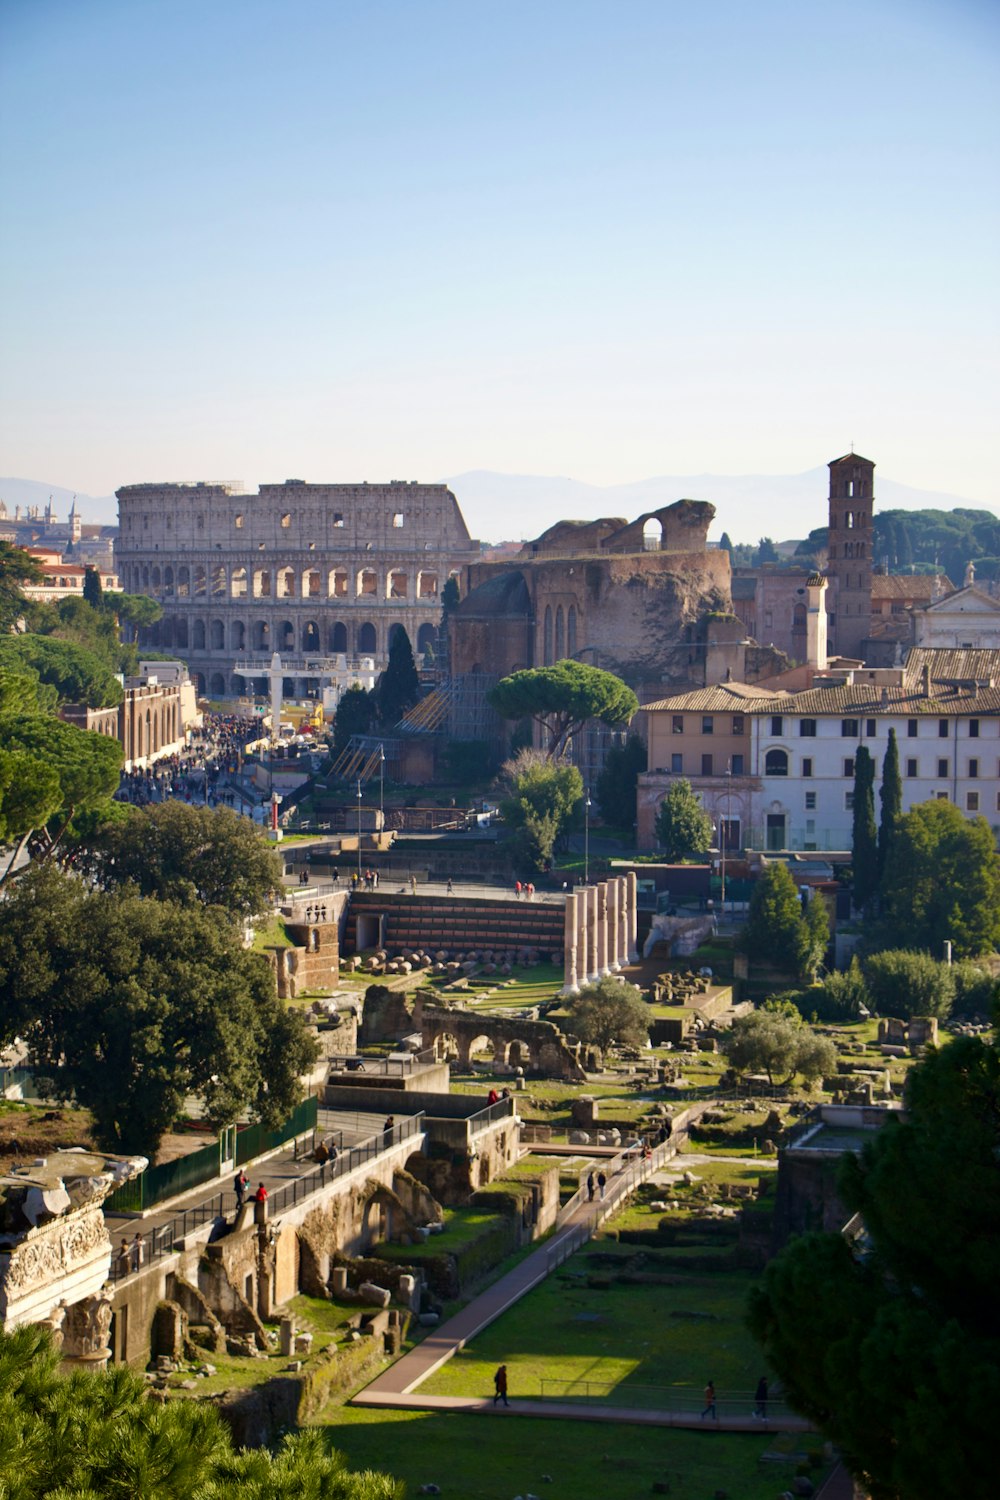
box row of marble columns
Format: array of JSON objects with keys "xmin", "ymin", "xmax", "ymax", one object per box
[{"xmin": 560, "ymin": 872, "xmax": 639, "ymax": 995}]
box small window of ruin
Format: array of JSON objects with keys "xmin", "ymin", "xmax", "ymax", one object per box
[
  {"xmin": 235, "ymin": 514, "xmax": 244, "ymax": 529},
  {"xmin": 392, "ymin": 512, "xmax": 404, "ymax": 528},
  {"xmin": 281, "ymin": 513, "xmax": 291, "ymax": 528},
  {"xmin": 333, "ymin": 512, "xmax": 344, "ymax": 527}
]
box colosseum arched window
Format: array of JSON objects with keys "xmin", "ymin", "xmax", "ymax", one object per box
[
  {"xmin": 177, "ymin": 566, "xmax": 190, "ymax": 598},
  {"xmin": 231, "ymin": 567, "xmax": 248, "ymax": 599},
  {"xmin": 175, "ymin": 619, "xmax": 188, "ymax": 649},
  {"xmin": 193, "ymin": 619, "xmax": 206, "ymax": 650},
  {"xmin": 151, "ymin": 566, "xmax": 162, "ymax": 595},
  {"xmin": 303, "ymin": 568, "xmax": 321, "ymax": 598},
  {"xmin": 253, "ymin": 567, "xmax": 271, "ymax": 598},
  {"xmin": 357, "ymin": 568, "xmax": 377, "ymax": 597},
  {"xmin": 163, "ymin": 566, "xmax": 174, "ymax": 597},
  {"xmin": 210, "ymin": 673, "xmax": 226, "ymax": 697},
  {"xmin": 388, "ymin": 570, "xmax": 408, "ymax": 598},
  {"xmin": 329, "ymin": 568, "xmax": 348, "ymax": 598},
  {"xmin": 358, "ymin": 621, "xmax": 377, "ymax": 653},
  {"xmin": 417, "ymin": 571, "xmax": 438, "ymax": 599},
  {"xmin": 210, "ymin": 619, "xmax": 225, "ymax": 651},
  {"xmin": 279, "ymin": 620, "xmax": 295, "ymax": 651},
  {"xmin": 417, "ymin": 622, "xmax": 436, "ymax": 658},
  {"xmin": 302, "ymin": 621, "xmax": 320, "ymax": 652},
  {"xmin": 277, "ymin": 567, "xmax": 296, "ymax": 599},
  {"xmin": 253, "ymin": 620, "xmax": 270, "ymax": 651},
  {"xmin": 329, "ymin": 621, "xmax": 348, "ymax": 653},
  {"xmin": 211, "ymin": 565, "xmax": 227, "ymax": 597},
  {"xmin": 231, "ymin": 620, "xmax": 246, "ymax": 651},
  {"xmin": 160, "ymin": 618, "xmax": 174, "ymax": 647},
  {"xmin": 194, "ymin": 566, "xmax": 207, "ymax": 598}
]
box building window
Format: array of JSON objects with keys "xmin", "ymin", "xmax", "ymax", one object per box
[
  {"xmin": 969, "ymin": 758, "xmax": 979, "ymax": 778},
  {"xmin": 906, "ymin": 758, "xmax": 918, "ymax": 777},
  {"xmin": 845, "ymin": 792, "xmax": 855, "ymax": 811},
  {"xmin": 907, "ymin": 719, "xmax": 917, "ymax": 737},
  {"xmin": 765, "ymin": 748, "xmax": 788, "ymax": 776},
  {"xmin": 805, "ymin": 791, "xmax": 817, "ymax": 810},
  {"xmin": 333, "ymin": 512, "xmax": 344, "ymax": 527},
  {"xmin": 392, "ymin": 512, "xmax": 405, "ymax": 528},
  {"xmin": 799, "ymin": 719, "xmax": 816, "ymax": 737},
  {"xmin": 865, "ymin": 719, "xmax": 876, "ymax": 737},
  {"xmin": 672, "ymin": 715, "xmax": 684, "ymax": 735},
  {"xmin": 770, "ymin": 716, "xmax": 783, "ymax": 735},
  {"xmin": 731, "ymin": 753, "xmax": 745, "ymax": 775},
  {"xmin": 969, "ymin": 719, "xmax": 980, "ymax": 738},
  {"xmin": 967, "ymin": 791, "xmax": 980, "ymax": 812},
  {"xmin": 842, "ymin": 719, "xmax": 859, "ymax": 737},
  {"xmin": 939, "ymin": 719, "xmax": 949, "ymax": 738},
  {"xmin": 802, "ymin": 757, "xmax": 813, "ymax": 777},
  {"xmin": 671, "ymin": 753, "xmax": 683, "ymax": 773},
  {"xmin": 844, "ymin": 758, "xmax": 855, "ymax": 777},
  {"xmin": 702, "ymin": 715, "xmax": 714, "ymax": 735},
  {"xmin": 937, "ymin": 758, "xmax": 949, "ymax": 778},
  {"xmin": 234, "ymin": 514, "xmax": 244, "ymax": 529},
  {"xmin": 732, "ymin": 715, "xmax": 745, "ymax": 735},
  {"xmin": 701, "ymin": 754, "xmax": 713, "ymax": 776}
]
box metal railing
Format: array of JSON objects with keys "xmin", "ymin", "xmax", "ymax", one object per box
[
  {"xmin": 327, "ymin": 1051, "xmax": 435, "ymax": 1079},
  {"xmin": 467, "ymin": 1097, "xmax": 516, "ymax": 1136},
  {"xmin": 106, "ymin": 1115, "xmax": 425, "ymax": 1283}
]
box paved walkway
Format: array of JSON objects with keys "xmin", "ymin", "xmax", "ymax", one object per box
[{"xmin": 354, "ymin": 1144, "xmax": 813, "ymax": 1433}]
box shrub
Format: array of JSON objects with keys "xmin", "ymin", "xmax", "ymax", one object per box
[
  {"xmin": 863, "ymin": 949, "xmax": 955, "ymax": 1020},
  {"xmin": 951, "ymin": 961, "xmax": 1000, "ymax": 1019},
  {"xmin": 812, "ymin": 957, "xmax": 871, "ymax": 1020}
]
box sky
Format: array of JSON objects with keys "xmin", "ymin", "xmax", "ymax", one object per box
[{"xmin": 1, "ymin": 0, "xmax": 998, "ymax": 513}]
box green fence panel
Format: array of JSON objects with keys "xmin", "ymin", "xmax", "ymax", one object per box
[{"xmin": 235, "ymin": 1095, "xmax": 317, "ymax": 1167}]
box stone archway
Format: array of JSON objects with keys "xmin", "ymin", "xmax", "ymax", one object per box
[
  {"xmin": 506, "ymin": 1038, "xmax": 534, "ymax": 1071},
  {"xmin": 465, "ymin": 1033, "xmax": 498, "ymax": 1070}
]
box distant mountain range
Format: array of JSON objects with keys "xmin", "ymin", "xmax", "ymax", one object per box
[{"xmin": 1, "ymin": 469, "xmax": 993, "ymax": 545}]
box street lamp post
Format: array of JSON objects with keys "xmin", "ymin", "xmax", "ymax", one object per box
[
  {"xmin": 356, "ymin": 778, "xmax": 363, "ymax": 878},
  {"xmin": 584, "ymin": 789, "xmax": 592, "ymax": 885},
  {"xmin": 379, "ymin": 744, "xmax": 385, "ymax": 832},
  {"xmin": 721, "ymin": 762, "xmax": 732, "ymax": 916}
]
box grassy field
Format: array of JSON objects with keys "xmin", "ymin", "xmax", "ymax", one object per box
[{"xmin": 322, "ymin": 1406, "xmax": 799, "ymax": 1500}]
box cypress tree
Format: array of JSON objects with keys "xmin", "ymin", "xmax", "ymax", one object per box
[
  {"xmin": 878, "ymin": 726, "xmax": 902, "ymax": 884},
  {"xmin": 851, "ymin": 745, "xmax": 878, "ymax": 912},
  {"xmin": 83, "ymin": 566, "xmax": 103, "ymax": 607}
]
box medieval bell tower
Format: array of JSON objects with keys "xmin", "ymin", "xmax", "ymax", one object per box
[{"xmin": 826, "ymin": 451, "xmax": 874, "ymax": 661}]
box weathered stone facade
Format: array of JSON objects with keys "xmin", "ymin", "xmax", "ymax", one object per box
[{"xmin": 115, "ymin": 480, "xmax": 479, "ymax": 698}]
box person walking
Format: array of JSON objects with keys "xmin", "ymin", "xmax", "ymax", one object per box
[
  {"xmin": 447, "ymin": 878, "xmax": 454, "ymax": 895},
  {"xmin": 587, "ymin": 1171, "xmax": 595, "ymax": 1202},
  {"xmin": 701, "ymin": 1379, "xmax": 717, "ymax": 1421},
  {"xmin": 493, "ymin": 1364, "xmax": 509, "ymax": 1407},
  {"xmin": 754, "ymin": 1375, "xmax": 768, "ymax": 1421},
  {"xmin": 515, "ymin": 880, "xmax": 522, "ymax": 900},
  {"xmin": 597, "ymin": 1170, "xmax": 606, "ymax": 1201},
  {"xmin": 130, "ymin": 1233, "xmax": 144, "ymax": 1272},
  {"xmin": 383, "ymin": 1115, "xmax": 395, "ymax": 1138},
  {"xmin": 234, "ymin": 1169, "xmax": 248, "ymax": 1209},
  {"xmin": 117, "ymin": 1237, "xmax": 131, "ymax": 1274}
]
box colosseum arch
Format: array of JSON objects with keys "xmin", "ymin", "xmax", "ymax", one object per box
[
  {"xmin": 253, "ymin": 567, "xmax": 272, "ymax": 598},
  {"xmin": 417, "ymin": 570, "xmax": 438, "ymax": 600},
  {"xmin": 160, "ymin": 617, "xmax": 174, "ymax": 648},
  {"xmin": 387, "ymin": 569, "xmax": 408, "ymax": 598},
  {"xmin": 357, "ymin": 568, "xmax": 377, "ymax": 598},
  {"xmin": 329, "ymin": 621, "xmax": 348, "ymax": 653},
  {"xmin": 253, "ymin": 619, "xmax": 270, "ymax": 651},
  {"xmin": 388, "ymin": 623, "xmax": 408, "ymax": 651},
  {"xmin": 163, "ymin": 566, "xmax": 174, "ymax": 597},
  {"xmin": 358, "ymin": 621, "xmax": 377, "ymax": 653},
  {"xmin": 209, "ymin": 672, "xmax": 226, "ymax": 698},
  {"xmin": 177, "ymin": 565, "xmax": 190, "ymax": 598},
  {"xmin": 230, "ymin": 619, "xmax": 246, "ymax": 651},
  {"xmin": 151, "ymin": 565, "xmax": 161, "ymax": 595},
  {"xmin": 194, "ymin": 565, "xmax": 207, "ymax": 597},
  {"xmin": 193, "ymin": 619, "xmax": 206, "ymax": 650},
  {"xmin": 175, "ymin": 618, "xmax": 188, "ymax": 648},
  {"xmin": 210, "ymin": 619, "xmax": 225, "ymax": 651},
  {"xmin": 417, "ymin": 622, "xmax": 436, "ymax": 657},
  {"xmin": 329, "ymin": 567, "xmax": 348, "ymax": 599},
  {"xmin": 302, "ymin": 620, "xmax": 320, "ymax": 652},
  {"xmin": 231, "ymin": 566, "xmax": 248, "ymax": 599},
  {"xmin": 211, "ymin": 564, "xmax": 227, "ymax": 597},
  {"xmin": 303, "ymin": 567, "xmax": 321, "ymax": 598},
  {"xmin": 142, "ymin": 564, "xmax": 151, "ymax": 591},
  {"xmin": 277, "ymin": 567, "xmax": 296, "ymax": 599},
  {"xmin": 279, "ymin": 619, "xmax": 295, "ymax": 652}
]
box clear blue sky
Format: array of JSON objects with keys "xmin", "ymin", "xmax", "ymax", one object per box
[{"xmin": 1, "ymin": 0, "xmax": 997, "ymax": 508}]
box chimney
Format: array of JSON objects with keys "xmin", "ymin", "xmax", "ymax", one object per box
[
  {"xmin": 922, "ymin": 663, "xmax": 931, "ymax": 697},
  {"xmin": 880, "ymin": 687, "xmax": 889, "ymax": 707},
  {"xmin": 806, "ymin": 574, "xmax": 828, "ymax": 671}
]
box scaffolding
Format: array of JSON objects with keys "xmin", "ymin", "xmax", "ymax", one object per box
[{"xmin": 447, "ymin": 671, "xmax": 505, "ymax": 747}]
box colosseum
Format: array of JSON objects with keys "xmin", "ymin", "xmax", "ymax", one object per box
[{"xmin": 114, "ymin": 479, "xmax": 479, "ymax": 699}]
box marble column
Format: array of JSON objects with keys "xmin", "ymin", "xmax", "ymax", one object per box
[
  {"xmin": 617, "ymin": 876, "xmax": 628, "ymax": 969},
  {"xmin": 607, "ymin": 878, "xmax": 621, "ymax": 971},
  {"xmin": 597, "ymin": 883, "xmax": 610, "ymax": 976},
  {"xmin": 561, "ymin": 892, "xmax": 580, "ymax": 995},
  {"xmin": 587, "ymin": 885, "xmax": 600, "ymax": 983},
  {"xmin": 626, "ymin": 870, "xmax": 639, "ymax": 962}
]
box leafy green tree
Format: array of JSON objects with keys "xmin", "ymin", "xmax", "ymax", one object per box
[
  {"xmin": 0, "ymin": 666, "xmax": 55, "ymax": 718},
  {"xmin": 595, "ymin": 733, "xmax": 648, "ymax": 828},
  {"xmin": 951, "ymin": 960, "xmax": 1000, "ymax": 1019},
  {"xmin": 498, "ymin": 749, "xmax": 583, "ymax": 871},
  {"xmin": 83, "ymin": 565, "xmax": 103, "ymax": 607},
  {"xmin": 441, "ymin": 574, "xmax": 460, "ymax": 616},
  {"xmin": 104, "ymin": 589, "xmax": 164, "ymax": 644},
  {"xmin": 564, "ymin": 976, "xmax": 650, "ymax": 1052},
  {"xmin": 862, "ymin": 949, "xmax": 956, "ymax": 1020},
  {"xmin": 0, "ymin": 867, "xmax": 319, "ymax": 1152},
  {"xmin": 878, "ymin": 799, "xmax": 1000, "ymax": 957},
  {"xmin": 756, "ymin": 536, "xmax": 779, "ymax": 565},
  {"xmin": 718, "ymin": 531, "xmax": 734, "ymax": 554},
  {"xmin": 0, "ymin": 541, "xmax": 43, "ymax": 630},
  {"xmin": 331, "ymin": 684, "xmax": 378, "ymax": 754},
  {"xmin": 489, "ymin": 660, "xmax": 637, "ymax": 759},
  {"xmin": 723, "ymin": 1003, "xmax": 836, "ymax": 1087},
  {"xmin": 0, "ymin": 747, "xmax": 62, "ymax": 851},
  {"xmin": 653, "ymin": 777, "xmax": 712, "ymax": 861},
  {"xmin": 376, "ymin": 628, "xmax": 420, "ymax": 726},
  {"xmin": 804, "ymin": 956, "xmax": 870, "ymax": 1021},
  {"xmin": 0, "ymin": 713, "xmax": 122, "ymax": 875},
  {"xmin": 0, "ymin": 634, "xmax": 123, "ymax": 708},
  {"xmin": 78, "ymin": 802, "xmax": 282, "ymax": 919},
  {"xmin": 877, "ymin": 727, "xmax": 901, "ymax": 884},
  {"xmin": 851, "ymin": 746, "xmax": 878, "ymax": 912},
  {"xmin": 748, "ymin": 1025, "xmax": 1000, "ymax": 1500},
  {"xmin": 802, "ymin": 891, "xmax": 830, "ymax": 978},
  {"xmin": 741, "ymin": 861, "xmax": 811, "ymax": 975},
  {"xmin": 0, "ymin": 1325, "xmax": 402, "ymax": 1499}
]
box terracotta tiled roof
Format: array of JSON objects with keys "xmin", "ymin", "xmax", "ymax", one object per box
[
  {"xmin": 759, "ymin": 682, "xmax": 1000, "ymax": 716},
  {"xmin": 642, "ymin": 683, "xmax": 784, "ymax": 712},
  {"xmin": 904, "ymin": 647, "xmax": 1000, "ymax": 686},
  {"xmin": 871, "ymin": 574, "xmax": 952, "ymax": 600}
]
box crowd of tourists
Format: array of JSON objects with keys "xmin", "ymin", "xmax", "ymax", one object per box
[{"xmin": 116, "ymin": 713, "xmax": 263, "ymax": 809}]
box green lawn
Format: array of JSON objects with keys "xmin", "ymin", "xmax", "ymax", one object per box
[{"xmin": 323, "ymin": 1407, "xmax": 793, "ymax": 1500}]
